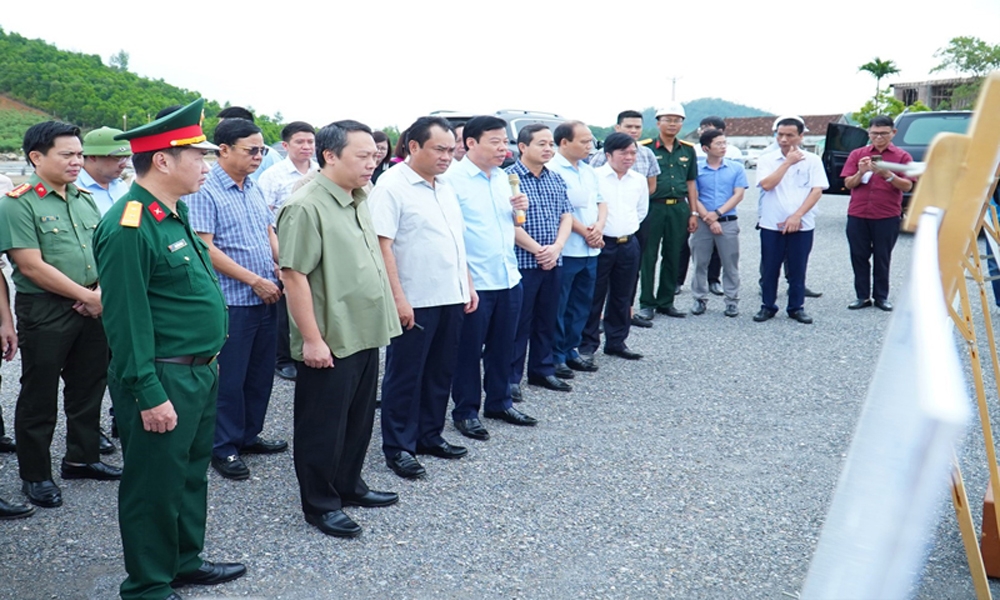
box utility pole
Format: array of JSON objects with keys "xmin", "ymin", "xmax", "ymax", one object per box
[{"xmin": 668, "ymin": 76, "xmax": 682, "ymax": 101}]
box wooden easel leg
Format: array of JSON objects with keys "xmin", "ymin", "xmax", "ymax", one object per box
[{"xmin": 953, "ymin": 464, "xmax": 993, "ymax": 599}]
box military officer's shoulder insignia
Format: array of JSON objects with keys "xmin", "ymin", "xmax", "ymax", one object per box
[
  {"xmin": 76, "ymin": 186, "xmax": 92, "ymax": 195},
  {"xmin": 679, "ymin": 139, "xmax": 695, "ymax": 147},
  {"xmin": 638, "ymin": 138, "xmax": 653, "ymax": 146},
  {"xmin": 6, "ymin": 183, "xmax": 31, "ymax": 198},
  {"xmin": 147, "ymin": 201, "xmax": 167, "ymax": 223},
  {"xmin": 120, "ymin": 201, "xmax": 143, "ymax": 228}
]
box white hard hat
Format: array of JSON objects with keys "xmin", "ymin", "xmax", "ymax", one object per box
[
  {"xmin": 772, "ymin": 115, "xmax": 808, "ymax": 132},
  {"xmin": 655, "ymin": 103, "xmax": 686, "ymax": 119}
]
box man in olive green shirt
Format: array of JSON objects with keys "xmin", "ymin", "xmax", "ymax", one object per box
[
  {"xmin": 278, "ymin": 119, "xmax": 401, "ymax": 539},
  {"xmin": 638, "ymin": 104, "xmax": 700, "ymax": 319},
  {"xmin": 0, "ymin": 121, "xmax": 120, "ymax": 510},
  {"xmin": 94, "ymin": 99, "xmax": 246, "ymax": 600}
]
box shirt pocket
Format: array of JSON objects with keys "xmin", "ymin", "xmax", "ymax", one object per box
[
  {"xmin": 163, "ymin": 250, "xmax": 208, "ymax": 295},
  {"xmin": 794, "ymin": 168, "xmax": 811, "ymax": 188},
  {"xmin": 37, "ymin": 220, "xmax": 76, "ymax": 255}
]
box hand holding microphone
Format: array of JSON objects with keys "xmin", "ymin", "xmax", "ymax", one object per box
[{"xmin": 508, "ymin": 173, "xmax": 527, "ymax": 225}]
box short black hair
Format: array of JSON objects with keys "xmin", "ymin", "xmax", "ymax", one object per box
[
  {"xmin": 217, "ymin": 106, "xmax": 255, "ymax": 121},
  {"xmin": 407, "ymin": 116, "xmax": 454, "ymax": 148},
  {"xmin": 281, "ymin": 121, "xmax": 315, "ymax": 142},
  {"xmin": 214, "ymin": 118, "xmax": 262, "ymax": 147},
  {"xmin": 463, "ymin": 115, "xmax": 507, "ymax": 147},
  {"xmin": 699, "ymin": 129, "xmax": 725, "ymax": 149},
  {"xmin": 603, "ymin": 132, "xmax": 636, "ymax": 155},
  {"xmin": 776, "ymin": 118, "xmax": 804, "ymax": 134},
  {"xmin": 554, "ymin": 121, "xmax": 585, "ymax": 146},
  {"xmin": 869, "ymin": 115, "xmax": 894, "ymax": 129},
  {"xmin": 699, "ymin": 116, "xmax": 726, "ymax": 131},
  {"xmin": 616, "ymin": 110, "xmax": 643, "ymax": 124},
  {"xmin": 131, "ymin": 147, "xmax": 184, "ymax": 177},
  {"xmin": 517, "ymin": 123, "xmax": 549, "ymax": 147},
  {"xmin": 155, "ymin": 105, "xmax": 184, "ymax": 119},
  {"xmin": 315, "ymin": 119, "xmax": 372, "ymax": 167},
  {"xmin": 23, "ymin": 121, "xmax": 81, "ymax": 167}
]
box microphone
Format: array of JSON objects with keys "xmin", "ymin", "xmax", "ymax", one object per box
[{"xmin": 508, "ymin": 173, "xmax": 526, "ymax": 225}]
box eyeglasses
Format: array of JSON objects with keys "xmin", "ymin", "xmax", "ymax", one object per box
[
  {"xmin": 659, "ymin": 118, "xmax": 684, "ymax": 124},
  {"xmin": 233, "ymin": 145, "xmax": 270, "ymax": 156},
  {"xmin": 868, "ymin": 131, "xmax": 893, "ymax": 138}
]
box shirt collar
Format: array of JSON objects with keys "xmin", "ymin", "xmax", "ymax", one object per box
[
  {"xmin": 28, "ymin": 173, "xmax": 82, "ymax": 199},
  {"xmin": 281, "ymin": 155, "xmax": 317, "ymax": 174},
  {"xmin": 550, "ymin": 152, "xmax": 576, "ymax": 171},
  {"xmin": 210, "ymin": 161, "xmax": 255, "ymax": 191},
  {"xmin": 315, "ymin": 172, "xmax": 366, "ymax": 208},
  {"xmin": 511, "ymin": 160, "xmax": 550, "ymax": 180},
  {"xmin": 398, "ymin": 162, "xmax": 437, "ymax": 188},
  {"xmin": 456, "ymin": 156, "xmax": 499, "ymax": 180}
]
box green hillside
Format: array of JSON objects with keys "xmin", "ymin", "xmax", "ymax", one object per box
[
  {"xmin": 0, "ymin": 28, "xmax": 281, "ymax": 152},
  {"xmin": 590, "ymin": 98, "xmax": 773, "ymax": 140}
]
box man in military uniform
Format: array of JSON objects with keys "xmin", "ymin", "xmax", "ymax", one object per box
[
  {"xmin": 0, "ymin": 121, "xmax": 121, "ymax": 510},
  {"xmin": 93, "ymin": 99, "xmax": 246, "ymax": 600},
  {"xmin": 637, "ymin": 103, "xmax": 699, "ymax": 320}
]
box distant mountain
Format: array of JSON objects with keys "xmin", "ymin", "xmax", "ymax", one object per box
[{"xmin": 589, "ymin": 98, "xmax": 773, "ymax": 141}]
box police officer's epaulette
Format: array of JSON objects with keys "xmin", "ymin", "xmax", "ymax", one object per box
[
  {"xmin": 77, "ymin": 186, "xmax": 92, "ymax": 195},
  {"xmin": 638, "ymin": 138, "xmax": 653, "ymax": 146},
  {"xmin": 678, "ymin": 139, "xmax": 696, "ymax": 147},
  {"xmin": 6, "ymin": 183, "xmax": 31, "ymax": 198}
]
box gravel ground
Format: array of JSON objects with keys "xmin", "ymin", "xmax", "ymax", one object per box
[{"xmin": 1, "ymin": 174, "xmax": 999, "ymax": 599}]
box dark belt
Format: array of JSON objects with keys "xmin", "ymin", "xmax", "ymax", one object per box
[
  {"xmin": 155, "ymin": 355, "xmax": 218, "ymax": 366},
  {"xmin": 652, "ymin": 198, "xmax": 684, "ymax": 205},
  {"xmin": 603, "ymin": 235, "xmax": 632, "ymax": 244},
  {"xmin": 716, "ymin": 215, "xmax": 738, "ymax": 222}
]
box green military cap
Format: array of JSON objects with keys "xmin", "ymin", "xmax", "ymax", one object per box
[
  {"xmin": 115, "ymin": 98, "xmax": 219, "ymax": 153},
  {"xmin": 82, "ymin": 127, "xmax": 133, "ymax": 157}
]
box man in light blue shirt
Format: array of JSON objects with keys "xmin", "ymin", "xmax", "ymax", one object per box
[
  {"xmin": 78, "ymin": 127, "xmax": 131, "ymax": 215},
  {"xmin": 443, "ymin": 116, "xmax": 537, "ymax": 441},
  {"xmin": 548, "ymin": 121, "xmax": 606, "ymax": 375}
]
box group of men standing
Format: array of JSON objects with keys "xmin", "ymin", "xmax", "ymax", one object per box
[{"xmin": 0, "ymin": 98, "xmax": 916, "ymax": 600}]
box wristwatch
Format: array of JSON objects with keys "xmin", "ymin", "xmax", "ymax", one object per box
[
  {"xmin": 690, "ymin": 211, "xmax": 699, "ymax": 217},
  {"xmin": 885, "ymin": 174, "xmax": 896, "ymax": 183}
]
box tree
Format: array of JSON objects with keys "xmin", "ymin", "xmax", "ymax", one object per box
[
  {"xmin": 858, "ymin": 58, "xmax": 900, "ymax": 112},
  {"xmin": 852, "ymin": 91, "xmax": 930, "ymax": 129},
  {"xmin": 931, "ymin": 36, "xmax": 1000, "ymax": 107},
  {"xmin": 109, "ymin": 49, "xmax": 129, "ymax": 71},
  {"xmin": 380, "ymin": 125, "xmax": 401, "ymax": 148}
]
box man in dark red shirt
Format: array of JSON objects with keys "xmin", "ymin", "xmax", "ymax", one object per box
[{"xmin": 840, "ymin": 115, "xmax": 913, "ymax": 311}]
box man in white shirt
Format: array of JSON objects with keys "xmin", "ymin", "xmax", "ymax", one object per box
[
  {"xmin": 754, "ymin": 117, "xmax": 829, "ymax": 324},
  {"xmin": 369, "ymin": 116, "xmax": 476, "ymax": 479},
  {"xmin": 580, "ymin": 133, "xmax": 648, "ymax": 360},
  {"xmin": 257, "ymin": 121, "xmax": 317, "ymax": 382}
]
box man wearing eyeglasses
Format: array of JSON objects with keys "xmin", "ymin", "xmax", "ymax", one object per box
[
  {"xmin": 840, "ymin": 115, "xmax": 913, "ymax": 312},
  {"xmin": 185, "ymin": 118, "xmax": 286, "ymax": 482}
]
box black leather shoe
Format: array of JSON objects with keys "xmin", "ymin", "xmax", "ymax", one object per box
[
  {"xmin": 61, "ymin": 459, "xmax": 122, "ymax": 481},
  {"xmin": 454, "ymin": 418, "xmax": 490, "ymax": 441},
  {"xmin": 275, "ymin": 364, "xmax": 297, "ymax": 381},
  {"xmin": 657, "ymin": 306, "xmax": 686, "ymax": 318},
  {"xmin": 0, "ymin": 434, "xmax": 14, "ymax": 453},
  {"xmin": 22, "ymin": 480, "xmax": 62, "ymax": 508},
  {"xmin": 874, "ymin": 299, "xmax": 893, "ymax": 312},
  {"xmin": 211, "ymin": 455, "xmax": 249, "ymax": 480},
  {"xmin": 566, "ymin": 356, "xmax": 598, "ymax": 372},
  {"xmin": 242, "ymin": 436, "xmax": 288, "ymax": 454},
  {"xmin": 691, "ymin": 299, "xmax": 707, "ymax": 315},
  {"xmin": 630, "ymin": 314, "xmax": 652, "ymax": 328},
  {"xmin": 111, "ymin": 417, "xmax": 119, "ymax": 439},
  {"xmin": 305, "ymin": 510, "xmax": 362, "ymax": 538},
  {"xmin": 724, "ymin": 305, "xmax": 739, "ymax": 318},
  {"xmin": 788, "ymin": 309, "xmax": 814, "ymax": 324},
  {"xmin": 509, "ymin": 383, "xmax": 523, "ymax": 403},
  {"xmin": 99, "ymin": 431, "xmax": 116, "ymax": 455},
  {"xmin": 387, "ymin": 451, "xmax": 426, "ymax": 479},
  {"xmin": 0, "ymin": 497, "xmax": 34, "ymax": 520},
  {"xmin": 674, "ymin": 285, "xmax": 682, "ymax": 295},
  {"xmin": 636, "ymin": 307, "xmax": 655, "ymax": 321},
  {"xmin": 848, "ymin": 298, "xmax": 872, "ymax": 310},
  {"xmin": 804, "ymin": 287, "xmax": 823, "ymax": 298},
  {"xmin": 172, "ymin": 560, "xmax": 247, "ymax": 587},
  {"xmin": 709, "ymin": 282, "xmax": 724, "ymax": 296},
  {"xmin": 342, "ymin": 490, "xmax": 399, "ymax": 508},
  {"xmin": 553, "ymin": 363, "xmax": 575, "ymax": 379},
  {"xmin": 605, "ymin": 346, "xmax": 643, "ymax": 360},
  {"xmin": 416, "ymin": 440, "xmax": 468, "ymax": 459},
  {"xmin": 483, "ymin": 407, "xmax": 538, "ymax": 426},
  {"xmin": 527, "ymin": 374, "xmax": 571, "ymax": 392},
  {"xmin": 753, "ymin": 308, "xmax": 777, "ymax": 322}
]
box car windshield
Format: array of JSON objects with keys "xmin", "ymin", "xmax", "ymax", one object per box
[{"xmin": 900, "ymin": 115, "xmax": 970, "ymax": 145}]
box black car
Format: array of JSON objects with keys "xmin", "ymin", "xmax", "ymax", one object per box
[{"xmin": 822, "ymin": 111, "xmax": 973, "ymax": 200}]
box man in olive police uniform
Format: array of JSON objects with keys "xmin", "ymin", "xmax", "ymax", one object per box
[
  {"xmin": 94, "ymin": 99, "xmax": 246, "ymax": 600},
  {"xmin": 637, "ymin": 103, "xmax": 699, "ymax": 319},
  {"xmin": 0, "ymin": 121, "xmax": 121, "ymax": 510}
]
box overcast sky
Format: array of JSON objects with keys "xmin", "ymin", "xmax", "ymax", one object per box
[{"xmin": 3, "ymin": 0, "xmax": 998, "ymax": 130}]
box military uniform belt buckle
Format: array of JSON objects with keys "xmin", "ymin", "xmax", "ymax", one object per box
[
  {"xmin": 616, "ymin": 235, "xmax": 630, "ymax": 244},
  {"xmin": 664, "ymin": 198, "xmax": 679, "ymax": 205}
]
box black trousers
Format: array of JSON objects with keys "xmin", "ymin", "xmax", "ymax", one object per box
[
  {"xmin": 14, "ymin": 292, "xmax": 107, "ymax": 481},
  {"xmin": 847, "ymin": 215, "xmax": 900, "ymax": 302},
  {"xmin": 293, "ymin": 348, "xmax": 378, "ymax": 515},
  {"xmin": 582, "ymin": 236, "xmax": 640, "ymax": 354},
  {"xmin": 276, "ymin": 292, "xmax": 294, "ymax": 369},
  {"xmin": 678, "ymin": 233, "xmax": 721, "ymax": 286}
]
